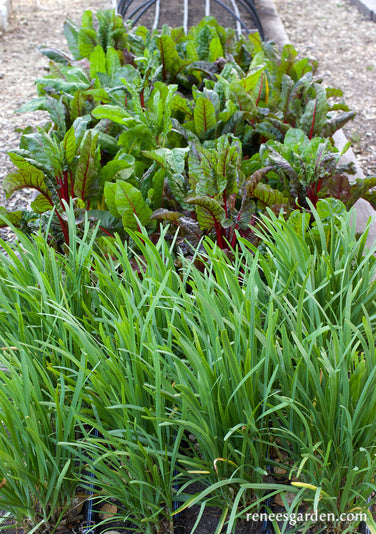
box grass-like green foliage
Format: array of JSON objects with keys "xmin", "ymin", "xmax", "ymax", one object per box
[
  {"xmin": 0, "ymin": 343, "xmax": 88, "ymax": 532},
  {"xmin": 0, "ymin": 202, "xmax": 376, "ymax": 533}
]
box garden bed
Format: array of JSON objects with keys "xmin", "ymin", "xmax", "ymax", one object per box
[{"xmin": 1, "ymin": 2, "xmax": 376, "ymax": 534}]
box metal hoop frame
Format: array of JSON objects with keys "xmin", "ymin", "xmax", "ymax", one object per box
[{"xmin": 117, "ymin": 0, "xmax": 264, "ymax": 39}]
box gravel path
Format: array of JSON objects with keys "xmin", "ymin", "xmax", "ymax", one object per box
[{"xmin": 273, "ymin": 0, "xmax": 376, "ymax": 176}]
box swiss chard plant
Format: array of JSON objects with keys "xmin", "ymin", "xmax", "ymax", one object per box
[
  {"xmin": 2, "ymin": 126, "xmax": 102, "ymax": 247},
  {"xmin": 149, "ymin": 135, "xmax": 278, "ymax": 249},
  {"xmin": 260, "ymin": 128, "xmax": 376, "ymax": 209},
  {"xmin": 2, "ymin": 11, "xmax": 376, "ymax": 254}
]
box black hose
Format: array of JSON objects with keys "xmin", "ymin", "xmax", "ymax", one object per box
[
  {"xmin": 117, "ymin": 0, "xmax": 133, "ymax": 17},
  {"xmin": 80, "ymin": 428, "xmax": 99, "ymax": 534},
  {"xmin": 236, "ymin": 0, "xmax": 264, "ymax": 38},
  {"xmin": 117, "ymin": 0, "xmax": 155, "ymax": 20},
  {"xmin": 208, "ymin": 0, "xmax": 250, "ymax": 33},
  {"xmin": 131, "ymin": 0, "xmax": 157, "ymax": 25},
  {"xmin": 173, "ymin": 431, "xmax": 184, "ymax": 533}
]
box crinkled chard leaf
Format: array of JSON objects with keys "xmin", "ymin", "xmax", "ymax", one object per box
[
  {"xmin": 104, "ymin": 180, "xmax": 152, "ymax": 230},
  {"xmin": 186, "ymin": 195, "xmax": 226, "ymax": 231}
]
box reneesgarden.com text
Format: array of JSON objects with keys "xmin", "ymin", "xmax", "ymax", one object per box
[{"xmin": 247, "ymin": 512, "xmax": 367, "ymax": 526}]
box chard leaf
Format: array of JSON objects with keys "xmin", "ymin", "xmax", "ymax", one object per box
[
  {"xmin": 293, "ymin": 57, "xmax": 311, "ymax": 79},
  {"xmin": 20, "ymin": 96, "xmax": 67, "ymax": 136},
  {"xmin": 298, "ymin": 83, "xmax": 328, "ymax": 138},
  {"xmin": 151, "ymin": 209, "xmax": 181, "ymax": 222},
  {"xmin": 284, "ymin": 128, "xmax": 307, "ymax": 145},
  {"xmin": 171, "ymin": 94, "xmax": 193, "ymax": 119},
  {"xmin": 96, "ymin": 132, "xmax": 119, "ymax": 155},
  {"xmin": 37, "ymin": 46, "xmax": 72, "ymax": 65},
  {"xmin": 239, "ymin": 65, "xmax": 265, "ymax": 93},
  {"xmin": 253, "ymin": 183, "xmax": 286, "ymax": 207},
  {"xmin": 362, "ymin": 191, "xmax": 376, "ymax": 210},
  {"xmin": 73, "ymin": 114, "xmax": 92, "ymax": 144},
  {"xmin": 64, "ymin": 19, "xmax": 81, "ymax": 60},
  {"xmin": 16, "ymin": 97, "xmax": 49, "ymax": 114},
  {"xmin": 96, "ymin": 9, "xmax": 113, "ymax": 50},
  {"xmin": 243, "ymin": 167, "xmax": 273, "ymax": 197},
  {"xmin": 92, "ymin": 105, "xmax": 132, "ymax": 124},
  {"xmin": 83, "ymin": 88, "xmax": 111, "ymax": 103},
  {"xmin": 193, "ymin": 96, "xmax": 216, "ymax": 139},
  {"xmin": 78, "ymin": 28, "xmax": 98, "ymax": 59},
  {"xmin": 236, "ymin": 197, "xmax": 256, "ymax": 229},
  {"xmin": 3, "ymin": 165, "xmax": 52, "ymax": 204},
  {"xmin": 74, "ymin": 131, "xmax": 100, "ymax": 201},
  {"xmin": 346, "ymin": 176, "xmax": 376, "ymax": 209},
  {"xmin": 46, "ymin": 96, "xmax": 67, "ymax": 136},
  {"xmin": 229, "ymin": 82, "xmax": 256, "ymax": 114},
  {"xmin": 143, "ymin": 148, "xmax": 188, "ymax": 174},
  {"xmin": 148, "ymin": 167, "xmax": 165, "ymax": 210},
  {"xmin": 89, "ymin": 45, "xmax": 107, "ymax": 79},
  {"xmin": 152, "ymin": 82, "xmax": 177, "ymax": 138},
  {"xmin": 15, "ymin": 131, "xmax": 63, "ymax": 179},
  {"xmin": 326, "ymin": 87, "xmax": 343, "ymax": 99},
  {"xmin": 104, "ymin": 181, "xmax": 152, "ymax": 230},
  {"xmin": 203, "ymin": 89, "xmax": 221, "ymax": 115},
  {"xmin": 188, "ymin": 143, "xmax": 202, "ymax": 190},
  {"xmin": 30, "ymin": 194, "xmax": 53, "ymax": 213},
  {"xmin": 63, "ymin": 127, "xmax": 77, "ymax": 164},
  {"xmin": 280, "ymin": 74, "xmax": 294, "ymax": 120},
  {"xmin": 188, "ymin": 60, "xmax": 217, "ymax": 80},
  {"xmin": 329, "ymin": 103, "xmax": 351, "ymax": 112},
  {"xmin": 276, "ymin": 44, "xmax": 298, "ymax": 87},
  {"xmin": 157, "ymin": 35, "xmax": 181, "ymax": 81},
  {"xmin": 194, "ymin": 145, "xmax": 217, "ymax": 196},
  {"xmin": 209, "ymin": 37, "xmax": 224, "ymax": 61},
  {"xmin": 171, "ymin": 118, "xmax": 200, "ymax": 143},
  {"xmin": 106, "ymin": 46, "xmax": 121, "ymax": 77},
  {"xmin": 195, "ymin": 24, "xmax": 212, "ymax": 60},
  {"xmin": 117, "ymin": 124, "xmax": 156, "ymax": 154},
  {"xmin": 168, "ymin": 173, "xmax": 191, "ymax": 209},
  {"xmin": 262, "ymin": 145, "xmax": 298, "ymax": 182},
  {"xmin": 100, "ymin": 156, "xmax": 135, "ymax": 182},
  {"xmin": 323, "ymin": 174, "xmax": 351, "ymax": 203},
  {"xmin": 87, "ymin": 209, "xmax": 123, "ymax": 233},
  {"xmin": 216, "ymin": 136, "xmax": 241, "ymax": 195},
  {"xmin": 320, "ymin": 111, "xmax": 356, "ymax": 138},
  {"xmin": 0, "ymin": 207, "xmax": 23, "ymax": 227},
  {"xmin": 37, "ymin": 77, "xmax": 89, "ymax": 95},
  {"xmin": 186, "ymin": 195, "xmax": 225, "ymax": 230},
  {"xmin": 69, "ymin": 90, "xmax": 86, "ymax": 122},
  {"xmin": 302, "ymin": 139, "xmax": 338, "ymax": 183}
]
